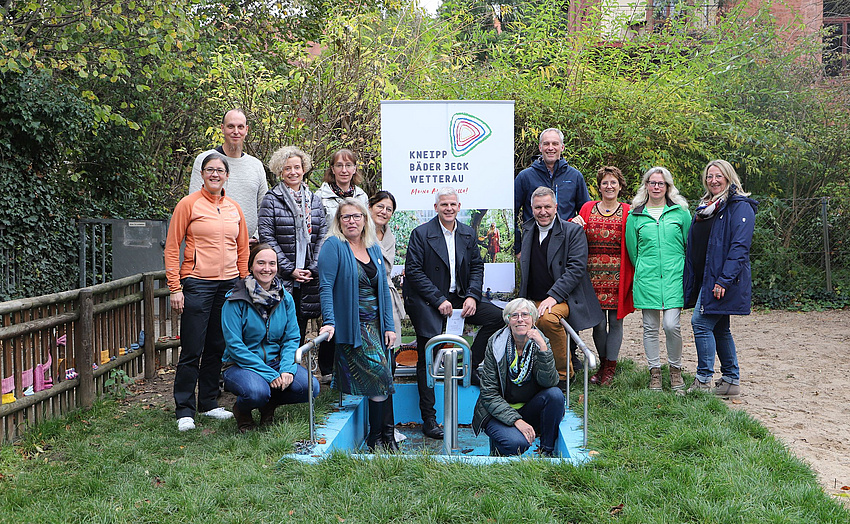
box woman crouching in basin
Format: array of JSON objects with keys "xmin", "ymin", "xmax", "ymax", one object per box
[
  {"xmin": 472, "ymin": 298, "xmax": 565, "ymax": 457},
  {"xmin": 221, "ymin": 243, "xmax": 320, "ymax": 433}
]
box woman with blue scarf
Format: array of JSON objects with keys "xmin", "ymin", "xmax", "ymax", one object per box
[
  {"xmin": 472, "ymin": 298, "xmax": 565, "ymax": 457},
  {"xmin": 221, "ymin": 243, "xmax": 320, "ymax": 433},
  {"xmin": 684, "ymin": 160, "xmax": 758, "ymax": 397}
]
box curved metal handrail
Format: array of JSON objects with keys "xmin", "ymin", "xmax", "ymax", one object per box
[
  {"xmin": 424, "ymin": 334, "xmax": 471, "ymax": 455},
  {"xmin": 294, "ymin": 331, "xmax": 330, "ymax": 443},
  {"xmin": 560, "ymin": 319, "xmax": 597, "ymax": 448}
]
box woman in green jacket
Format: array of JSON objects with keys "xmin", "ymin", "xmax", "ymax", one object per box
[{"xmin": 625, "ymin": 167, "xmax": 691, "ymax": 392}]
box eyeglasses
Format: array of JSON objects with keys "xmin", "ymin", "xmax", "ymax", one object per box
[
  {"xmin": 647, "ymin": 181, "xmax": 666, "ymax": 187},
  {"xmin": 340, "ymin": 213, "xmax": 364, "ymax": 222},
  {"xmin": 372, "ymin": 203, "xmax": 393, "ymax": 214},
  {"xmin": 203, "ymin": 167, "xmax": 226, "ymax": 175},
  {"xmin": 509, "ymin": 312, "xmax": 532, "ymax": 320},
  {"xmin": 334, "ymin": 163, "xmax": 356, "ymax": 170},
  {"xmin": 705, "ymin": 174, "xmax": 725, "ymax": 181}
]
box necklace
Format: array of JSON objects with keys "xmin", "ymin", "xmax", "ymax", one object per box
[{"xmin": 597, "ymin": 202, "xmax": 620, "ymax": 216}]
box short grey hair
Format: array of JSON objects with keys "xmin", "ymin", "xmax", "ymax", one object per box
[
  {"xmin": 539, "ymin": 128, "xmax": 564, "ymax": 144},
  {"xmin": 502, "ymin": 298, "xmax": 539, "ymax": 324},
  {"xmin": 434, "ymin": 186, "xmax": 459, "ymax": 204},
  {"xmin": 328, "ymin": 197, "xmax": 378, "ymax": 248},
  {"xmin": 268, "ymin": 146, "xmax": 312, "ymax": 177},
  {"xmin": 531, "ymin": 186, "xmax": 555, "ymax": 201}
]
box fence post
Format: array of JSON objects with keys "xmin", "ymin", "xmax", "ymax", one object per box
[
  {"xmin": 76, "ymin": 288, "xmax": 95, "ymax": 408},
  {"xmin": 143, "ymin": 273, "xmax": 156, "ymax": 379},
  {"xmin": 822, "ymin": 197, "xmax": 833, "ymax": 293}
]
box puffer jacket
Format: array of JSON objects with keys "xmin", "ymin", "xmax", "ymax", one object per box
[
  {"xmin": 257, "ymin": 182, "xmax": 328, "ymax": 318},
  {"xmin": 683, "ymin": 193, "xmax": 758, "ymax": 315},
  {"xmin": 625, "ymin": 199, "xmax": 691, "ymax": 309},
  {"xmin": 472, "ymin": 327, "xmax": 559, "ymax": 435}
]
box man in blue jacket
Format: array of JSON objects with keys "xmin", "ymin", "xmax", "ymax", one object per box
[{"xmin": 514, "ymin": 128, "xmax": 590, "ymax": 256}]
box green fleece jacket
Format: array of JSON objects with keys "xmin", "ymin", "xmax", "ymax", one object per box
[{"xmin": 625, "ymin": 201, "xmax": 691, "ymax": 309}]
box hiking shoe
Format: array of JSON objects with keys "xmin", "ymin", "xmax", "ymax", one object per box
[
  {"xmin": 670, "ymin": 366, "xmax": 685, "ymax": 391},
  {"xmin": 200, "ymin": 407, "xmax": 234, "ymax": 420},
  {"xmin": 649, "ymin": 367, "xmax": 662, "ymax": 391},
  {"xmin": 713, "ymin": 380, "xmax": 741, "ymax": 397},
  {"xmin": 177, "ymin": 417, "xmax": 196, "ymax": 432},
  {"xmin": 687, "ymin": 378, "xmax": 711, "ymax": 393}
]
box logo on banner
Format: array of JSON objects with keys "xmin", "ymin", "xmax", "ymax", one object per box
[{"xmin": 449, "ymin": 113, "xmax": 491, "ymax": 157}]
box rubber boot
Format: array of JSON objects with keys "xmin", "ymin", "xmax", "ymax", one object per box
[
  {"xmin": 367, "ymin": 399, "xmax": 384, "ymax": 452},
  {"xmin": 381, "ymin": 395, "xmax": 399, "ymax": 452},
  {"xmin": 599, "ymin": 360, "xmax": 617, "ymax": 386},
  {"xmin": 232, "ymin": 403, "xmax": 256, "ymax": 434}
]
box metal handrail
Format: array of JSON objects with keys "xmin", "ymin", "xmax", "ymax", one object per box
[
  {"xmin": 424, "ymin": 334, "xmax": 471, "ymax": 455},
  {"xmin": 560, "ymin": 318, "xmax": 597, "ymax": 448},
  {"xmin": 294, "ymin": 331, "xmax": 330, "ymax": 444}
]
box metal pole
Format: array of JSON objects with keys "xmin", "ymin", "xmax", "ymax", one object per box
[
  {"xmin": 443, "ymin": 348, "xmax": 460, "ymax": 455},
  {"xmin": 294, "ymin": 331, "xmax": 330, "ymax": 444},
  {"xmin": 560, "ymin": 319, "xmax": 597, "ymax": 448},
  {"xmin": 822, "ymin": 197, "xmax": 833, "ymax": 293}
]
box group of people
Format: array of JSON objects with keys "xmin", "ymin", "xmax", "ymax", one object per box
[{"xmin": 163, "ymin": 112, "xmax": 757, "ymax": 458}]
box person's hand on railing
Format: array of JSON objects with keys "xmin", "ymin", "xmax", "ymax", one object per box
[{"xmin": 319, "ymin": 324, "xmax": 334, "ymax": 341}]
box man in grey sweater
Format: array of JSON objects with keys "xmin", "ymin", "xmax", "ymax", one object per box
[{"xmin": 190, "ymin": 109, "xmax": 269, "ymax": 239}]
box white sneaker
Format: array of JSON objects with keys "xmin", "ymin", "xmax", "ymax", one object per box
[
  {"xmin": 177, "ymin": 417, "xmax": 196, "ymax": 431},
  {"xmin": 200, "ymin": 407, "xmax": 234, "ymax": 420}
]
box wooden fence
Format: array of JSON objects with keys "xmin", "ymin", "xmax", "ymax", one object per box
[{"xmin": 0, "ymin": 271, "xmax": 180, "ymax": 443}]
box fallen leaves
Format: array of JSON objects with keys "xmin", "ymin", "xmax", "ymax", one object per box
[{"xmin": 609, "ymin": 503, "xmax": 624, "ymax": 516}]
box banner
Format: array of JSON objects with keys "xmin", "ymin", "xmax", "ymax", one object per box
[{"xmin": 381, "ymin": 101, "xmax": 515, "ymax": 296}]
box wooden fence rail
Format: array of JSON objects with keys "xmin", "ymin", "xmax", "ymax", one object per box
[{"xmin": 0, "ymin": 271, "xmax": 178, "ymax": 443}]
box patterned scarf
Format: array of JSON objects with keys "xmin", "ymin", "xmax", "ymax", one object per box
[
  {"xmin": 506, "ymin": 336, "xmax": 537, "ymax": 385},
  {"xmin": 696, "ymin": 184, "xmax": 738, "ymax": 222},
  {"xmin": 288, "ymin": 185, "xmax": 312, "ymax": 235},
  {"xmin": 331, "ymin": 181, "xmax": 356, "ymax": 199},
  {"xmin": 244, "ymin": 275, "xmax": 282, "ymax": 322}
]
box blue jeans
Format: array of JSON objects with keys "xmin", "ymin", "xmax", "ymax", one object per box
[
  {"xmin": 692, "ymin": 290, "xmax": 739, "ymax": 385},
  {"xmin": 223, "ymin": 361, "xmax": 319, "ymax": 412},
  {"xmin": 483, "ymin": 387, "xmax": 565, "ymax": 456}
]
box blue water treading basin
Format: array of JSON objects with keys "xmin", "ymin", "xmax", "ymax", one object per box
[{"xmin": 281, "ymin": 382, "xmax": 592, "ymax": 465}]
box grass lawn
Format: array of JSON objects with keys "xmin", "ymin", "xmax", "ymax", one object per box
[{"xmin": 0, "ymin": 359, "xmax": 846, "ymax": 524}]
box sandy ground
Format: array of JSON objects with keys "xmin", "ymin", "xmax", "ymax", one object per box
[
  {"xmin": 130, "ymin": 309, "xmax": 850, "ymax": 501},
  {"xmin": 614, "ymin": 309, "xmax": 850, "ymax": 500}
]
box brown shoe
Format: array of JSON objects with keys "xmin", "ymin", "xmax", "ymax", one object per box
[
  {"xmin": 599, "ymin": 360, "xmax": 617, "ymax": 386},
  {"xmin": 713, "ymin": 380, "xmax": 741, "ymax": 397},
  {"xmin": 590, "ymin": 360, "xmax": 606, "ymax": 385},
  {"xmin": 649, "ymin": 367, "xmax": 662, "ymax": 391},
  {"xmin": 258, "ymin": 402, "xmax": 278, "ymax": 426},
  {"xmin": 670, "ymin": 366, "xmax": 685, "ymax": 391},
  {"xmin": 232, "ymin": 403, "xmax": 256, "ymax": 434}
]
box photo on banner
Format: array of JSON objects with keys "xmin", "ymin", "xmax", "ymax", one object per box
[{"xmin": 381, "ymin": 100, "xmax": 515, "ymax": 301}]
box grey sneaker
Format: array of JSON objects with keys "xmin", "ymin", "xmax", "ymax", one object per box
[
  {"xmin": 687, "ymin": 378, "xmax": 711, "ymax": 393},
  {"xmin": 670, "ymin": 366, "xmax": 685, "ymax": 390},
  {"xmin": 713, "ymin": 380, "xmax": 741, "ymax": 397},
  {"xmin": 200, "ymin": 407, "xmax": 234, "ymax": 420},
  {"xmin": 649, "ymin": 367, "xmax": 662, "ymax": 391}
]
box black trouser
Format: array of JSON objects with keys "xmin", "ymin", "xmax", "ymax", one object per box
[
  {"xmin": 173, "ymin": 277, "xmax": 238, "ymax": 419},
  {"xmin": 291, "ymin": 287, "xmax": 333, "ymax": 375},
  {"xmin": 416, "ymin": 294, "xmax": 503, "ymax": 421}
]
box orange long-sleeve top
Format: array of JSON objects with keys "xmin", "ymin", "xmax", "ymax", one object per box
[{"xmin": 164, "ymin": 188, "xmax": 249, "ymax": 292}]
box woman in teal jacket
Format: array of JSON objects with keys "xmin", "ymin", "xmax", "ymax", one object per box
[
  {"xmin": 222, "ymin": 244, "xmax": 319, "ymax": 433},
  {"xmin": 625, "ymin": 167, "xmax": 691, "ymax": 392}
]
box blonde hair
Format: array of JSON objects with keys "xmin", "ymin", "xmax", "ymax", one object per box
[
  {"xmin": 701, "ymin": 159, "xmax": 750, "ymax": 202},
  {"xmin": 327, "ymin": 197, "xmax": 377, "ymax": 248},
  {"xmin": 632, "ymin": 166, "xmax": 688, "ymax": 209},
  {"xmin": 268, "ymin": 146, "xmax": 312, "ymax": 177}
]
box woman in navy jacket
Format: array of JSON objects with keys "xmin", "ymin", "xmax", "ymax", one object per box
[
  {"xmin": 684, "ymin": 160, "xmax": 758, "ymax": 396},
  {"xmin": 318, "ymin": 198, "xmax": 397, "ymax": 451},
  {"xmin": 221, "ymin": 243, "xmax": 320, "ymax": 433}
]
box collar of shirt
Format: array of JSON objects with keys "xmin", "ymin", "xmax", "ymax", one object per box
[{"xmin": 537, "ymin": 221, "xmax": 555, "ymax": 244}]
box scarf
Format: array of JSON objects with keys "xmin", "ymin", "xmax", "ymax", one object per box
[
  {"xmin": 245, "ymin": 275, "xmax": 282, "ymax": 322},
  {"xmin": 695, "ymin": 184, "xmax": 738, "ymax": 222},
  {"xmin": 506, "ymin": 336, "xmax": 537, "ymax": 385},
  {"xmin": 279, "ymin": 183, "xmax": 312, "ymax": 274},
  {"xmin": 331, "ymin": 182, "xmax": 356, "ymax": 199}
]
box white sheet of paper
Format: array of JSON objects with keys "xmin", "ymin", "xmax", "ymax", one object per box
[{"xmin": 445, "ymin": 309, "xmax": 465, "ymax": 336}]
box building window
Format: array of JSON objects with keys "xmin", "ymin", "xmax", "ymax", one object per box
[{"xmin": 824, "ymin": 19, "xmax": 850, "ymax": 76}]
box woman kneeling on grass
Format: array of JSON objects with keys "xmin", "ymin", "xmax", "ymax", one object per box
[
  {"xmin": 472, "ymin": 298, "xmax": 565, "ymax": 457},
  {"xmin": 221, "ymin": 243, "xmax": 320, "ymax": 433}
]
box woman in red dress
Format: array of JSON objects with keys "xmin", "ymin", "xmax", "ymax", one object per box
[{"xmin": 572, "ymin": 166, "xmax": 635, "ymax": 385}]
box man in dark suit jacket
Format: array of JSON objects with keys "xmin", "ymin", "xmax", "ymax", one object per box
[
  {"xmin": 520, "ymin": 186, "xmax": 603, "ymax": 381},
  {"xmin": 403, "ymin": 187, "xmax": 503, "ymax": 439}
]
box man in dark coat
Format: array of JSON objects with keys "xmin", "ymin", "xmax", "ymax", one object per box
[
  {"xmin": 514, "ymin": 128, "xmax": 590, "ymax": 256},
  {"xmin": 519, "ymin": 186, "xmax": 603, "ymax": 381},
  {"xmin": 403, "ymin": 187, "xmax": 503, "ymax": 439}
]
